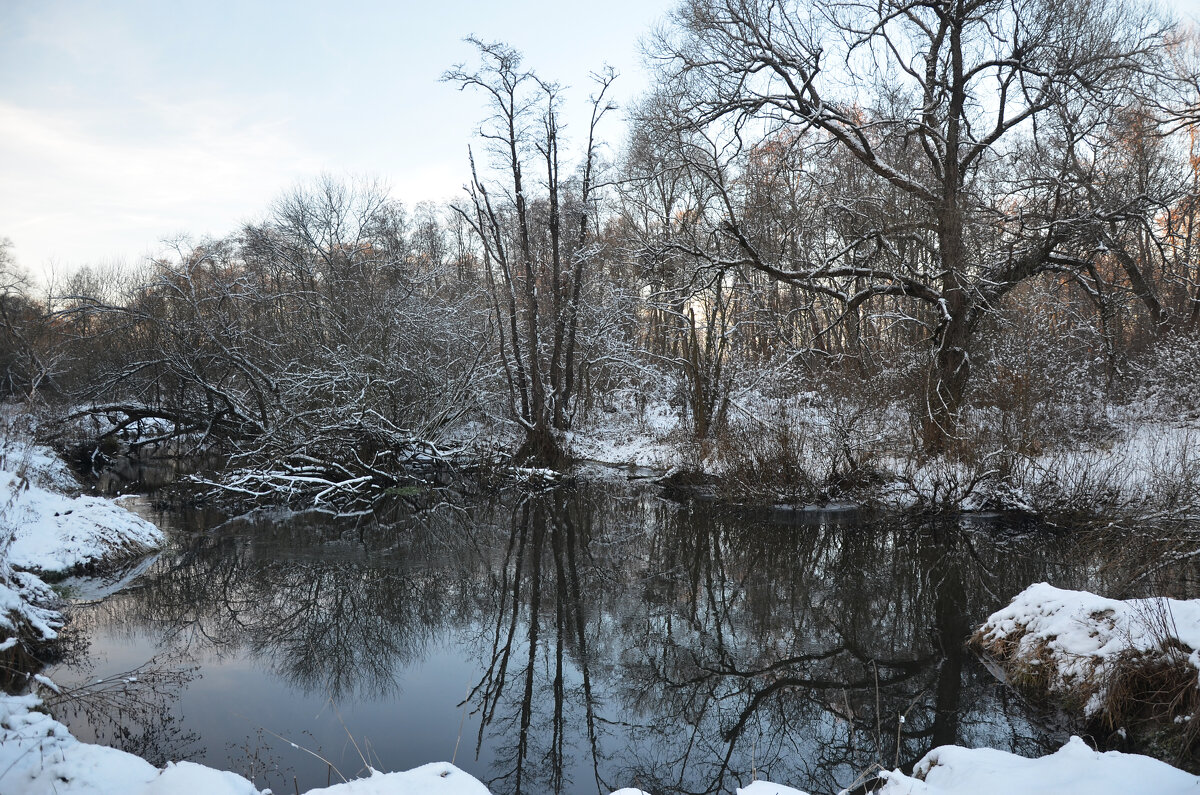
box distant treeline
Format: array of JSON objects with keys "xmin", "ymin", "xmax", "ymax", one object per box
[{"xmin": 1, "ymin": 0, "xmax": 1198, "ymax": 504}]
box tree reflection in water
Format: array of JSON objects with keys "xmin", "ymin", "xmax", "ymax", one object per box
[
  {"xmin": 59, "ymin": 485, "xmax": 1200, "ymax": 794},
  {"xmin": 85, "ymin": 510, "xmax": 458, "ymax": 700}
]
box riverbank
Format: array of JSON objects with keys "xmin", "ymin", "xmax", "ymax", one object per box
[
  {"xmin": 0, "ymin": 428, "xmax": 164, "ymax": 686},
  {"xmin": 62, "ymin": 371, "xmax": 1200, "ymax": 525},
  {"xmin": 567, "ymin": 391, "xmax": 1200, "ymax": 526},
  {"xmin": 973, "ymin": 583, "xmax": 1200, "ymax": 769},
  {"xmin": 0, "ymin": 695, "xmax": 492, "ymax": 795},
  {"xmin": 6, "ymin": 687, "xmax": 1198, "ymax": 795}
]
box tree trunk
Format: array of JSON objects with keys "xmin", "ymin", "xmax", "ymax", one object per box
[
  {"xmin": 515, "ymin": 422, "xmax": 571, "ymax": 469},
  {"xmin": 924, "ymin": 303, "xmax": 971, "ymax": 453}
]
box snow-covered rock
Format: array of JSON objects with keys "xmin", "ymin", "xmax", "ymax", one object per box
[
  {"xmin": 972, "ymin": 582, "xmax": 1200, "ymax": 717},
  {"xmin": 875, "ymin": 736, "xmax": 1200, "ymax": 794}
]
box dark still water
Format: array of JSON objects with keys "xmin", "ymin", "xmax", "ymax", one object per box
[{"xmin": 48, "ymin": 483, "xmax": 1200, "ymax": 795}]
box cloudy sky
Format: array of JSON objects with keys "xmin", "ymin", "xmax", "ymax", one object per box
[
  {"xmin": 0, "ymin": 0, "xmax": 675, "ymax": 277},
  {"xmin": 1, "ymin": 0, "xmax": 1197, "ymax": 278}
]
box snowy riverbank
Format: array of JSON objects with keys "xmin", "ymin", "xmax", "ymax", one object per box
[
  {"xmin": 564, "ymin": 387, "xmax": 1200, "ymax": 520},
  {"xmin": 5, "ymin": 426, "xmax": 1200, "ymax": 793},
  {"xmin": 0, "ymin": 433, "xmax": 164, "ymax": 654},
  {"xmin": 871, "ymin": 737, "xmax": 1200, "ymax": 794},
  {"xmin": 6, "ymin": 689, "xmax": 1199, "ymax": 795},
  {"xmin": 0, "ymin": 693, "xmax": 496, "ymax": 795},
  {"xmin": 972, "ymin": 582, "xmax": 1200, "ymax": 763},
  {"xmin": 1, "ymin": 438, "xmax": 163, "ymax": 577}
]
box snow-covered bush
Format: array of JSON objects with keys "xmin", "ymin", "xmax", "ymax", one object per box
[
  {"xmin": 714, "ymin": 388, "xmax": 892, "ymax": 503},
  {"xmin": 1123, "ymin": 332, "xmax": 1200, "ymax": 420},
  {"xmin": 972, "ymin": 584, "xmax": 1200, "ymax": 762},
  {"xmin": 970, "ymin": 286, "xmax": 1113, "ymax": 454}
]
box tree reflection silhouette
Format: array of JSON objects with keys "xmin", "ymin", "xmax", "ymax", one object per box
[
  {"xmin": 89, "ymin": 512, "xmax": 456, "ymax": 699},
  {"xmin": 465, "ymin": 490, "xmax": 609, "ymax": 795},
  {"xmin": 61, "ymin": 487, "xmax": 1199, "ymax": 794}
]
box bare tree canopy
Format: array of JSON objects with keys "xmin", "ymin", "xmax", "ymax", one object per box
[{"xmin": 649, "ymin": 0, "xmax": 1185, "ymax": 448}]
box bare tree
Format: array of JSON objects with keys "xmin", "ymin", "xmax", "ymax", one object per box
[
  {"xmin": 652, "ymin": 0, "xmax": 1180, "ymax": 449},
  {"xmin": 63, "ymin": 178, "xmax": 489, "ymax": 506},
  {"xmin": 446, "ymin": 40, "xmax": 616, "ymax": 466}
]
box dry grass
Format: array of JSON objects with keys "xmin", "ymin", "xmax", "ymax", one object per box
[{"xmin": 971, "ymin": 600, "xmax": 1200, "ymax": 770}]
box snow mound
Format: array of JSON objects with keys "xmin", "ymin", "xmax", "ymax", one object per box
[
  {"xmin": 876, "ymin": 736, "xmax": 1200, "ymax": 794},
  {"xmin": 0, "ymin": 693, "xmax": 261, "ymax": 794},
  {"xmin": 2, "ymin": 470, "xmax": 164, "ymax": 575},
  {"xmin": 0, "ymin": 694, "xmax": 498, "ymax": 795},
  {"xmin": 972, "ymin": 583, "xmax": 1200, "ymax": 716},
  {"xmin": 0, "ymin": 566, "xmax": 61, "ymax": 640},
  {"xmin": 607, "ymin": 781, "xmax": 812, "ymax": 795},
  {"xmin": 737, "ymin": 781, "xmax": 812, "ymax": 795},
  {"xmin": 305, "ymin": 763, "xmax": 491, "ymax": 794}
]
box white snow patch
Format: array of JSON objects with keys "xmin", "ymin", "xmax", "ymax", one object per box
[
  {"xmin": 305, "ymin": 763, "xmax": 491, "ymax": 794},
  {"xmin": 975, "ymin": 583, "xmax": 1200, "ymax": 717},
  {"xmin": 0, "ymin": 437, "xmax": 82, "ymax": 495},
  {"xmin": 0, "ymin": 693, "xmax": 261, "ymax": 794},
  {"xmin": 0, "ymin": 565, "xmax": 62, "ymax": 640},
  {"xmin": 875, "ymin": 736, "xmax": 1200, "ymax": 794},
  {"xmin": 566, "ymin": 389, "xmax": 684, "ymax": 470},
  {"xmin": 2, "ymin": 470, "xmax": 164, "ymax": 575},
  {"xmin": 737, "ymin": 781, "xmax": 812, "ymax": 795},
  {"xmin": 0, "ymin": 693, "xmax": 503, "ymax": 795}
]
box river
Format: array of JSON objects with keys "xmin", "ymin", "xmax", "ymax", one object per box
[{"xmin": 47, "ymin": 480, "xmax": 1200, "ymax": 794}]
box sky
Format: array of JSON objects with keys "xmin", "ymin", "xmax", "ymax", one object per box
[
  {"xmin": 2, "ymin": 0, "xmax": 1199, "ymax": 279},
  {"xmin": 0, "ymin": 0, "xmax": 676, "ymax": 278}
]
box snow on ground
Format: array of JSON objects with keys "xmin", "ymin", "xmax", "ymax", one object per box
[
  {"xmin": 606, "ymin": 739, "xmax": 1200, "ymax": 795},
  {"xmin": 304, "ymin": 763, "xmax": 492, "ymax": 795},
  {"xmin": 0, "ymin": 693, "xmax": 262, "ymax": 794},
  {"xmin": 614, "ymin": 785, "xmax": 811, "ymax": 795},
  {"xmin": 1013, "ymin": 419, "xmax": 1200, "ymax": 516},
  {"xmin": 735, "ymin": 782, "xmax": 812, "ymax": 795},
  {"xmin": 0, "ymin": 693, "xmax": 502, "ymax": 795},
  {"xmin": 5, "ymin": 696, "xmax": 1197, "ymax": 795},
  {"xmin": 566, "ymin": 389, "xmax": 684, "ymax": 470},
  {"xmin": 0, "ymin": 437, "xmax": 164, "ymax": 645},
  {"xmin": 567, "ymin": 378, "xmax": 1200, "ymax": 515},
  {"xmin": 2, "ymin": 469, "xmax": 164, "ymax": 576},
  {"xmin": 0, "ymin": 563, "xmax": 61, "ymax": 641},
  {"xmin": 0, "ymin": 437, "xmax": 83, "ymax": 495},
  {"xmin": 973, "ymin": 583, "xmax": 1200, "ymax": 717},
  {"xmin": 0, "ymin": 427, "xmax": 164, "ymax": 577},
  {"xmin": 875, "ymin": 736, "xmax": 1200, "ymax": 794}
]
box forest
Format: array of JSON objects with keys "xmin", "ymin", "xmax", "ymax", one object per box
[{"xmin": 0, "ymin": 0, "xmax": 1198, "ymax": 521}]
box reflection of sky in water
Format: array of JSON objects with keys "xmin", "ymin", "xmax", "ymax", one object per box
[
  {"xmin": 59, "ymin": 617, "xmax": 505, "ymax": 789},
  {"xmin": 51, "ymin": 488, "xmax": 1200, "ymax": 795}
]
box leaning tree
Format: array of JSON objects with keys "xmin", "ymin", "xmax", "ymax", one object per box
[{"xmin": 652, "ymin": 0, "xmax": 1183, "ymax": 449}]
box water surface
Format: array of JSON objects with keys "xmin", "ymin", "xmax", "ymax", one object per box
[{"xmin": 51, "ymin": 483, "xmax": 1200, "ymax": 794}]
